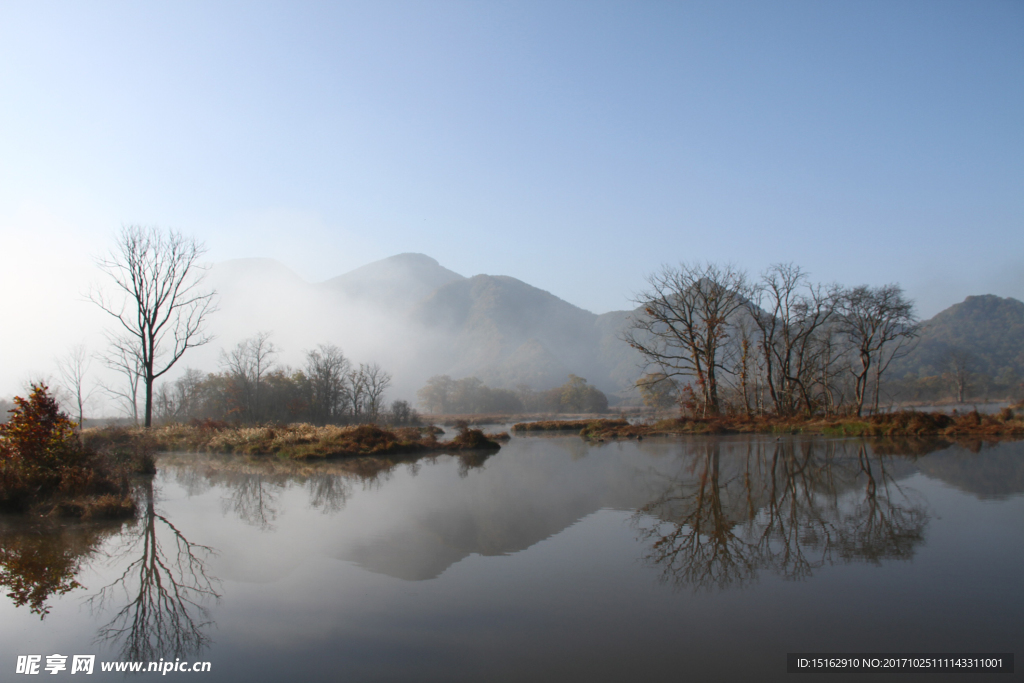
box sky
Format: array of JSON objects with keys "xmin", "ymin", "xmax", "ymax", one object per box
[{"xmin": 1, "ymin": 0, "xmax": 1022, "ymax": 399}]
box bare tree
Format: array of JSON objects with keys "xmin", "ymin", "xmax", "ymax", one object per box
[
  {"xmin": 625, "ymin": 263, "xmax": 749, "ymax": 415},
  {"xmin": 91, "ymin": 226, "xmax": 217, "ymax": 427},
  {"xmin": 55, "ymin": 343, "xmax": 97, "ymax": 431},
  {"xmin": 172, "ymin": 368, "xmax": 207, "ymax": 422},
  {"xmin": 359, "ymin": 363, "xmax": 392, "ymax": 422},
  {"xmin": 837, "ymin": 285, "xmax": 918, "ymax": 416},
  {"xmin": 946, "ymin": 348, "xmax": 972, "ymax": 403},
  {"xmin": 345, "ymin": 364, "xmax": 367, "ymax": 420},
  {"xmin": 749, "ymin": 264, "xmax": 839, "ymax": 415},
  {"xmin": 304, "ymin": 344, "xmax": 349, "ymax": 425},
  {"xmin": 100, "ymin": 335, "xmax": 144, "ymax": 424},
  {"xmin": 812, "ymin": 323, "xmax": 849, "ymax": 416},
  {"xmin": 220, "ymin": 332, "xmax": 278, "ymax": 423}
]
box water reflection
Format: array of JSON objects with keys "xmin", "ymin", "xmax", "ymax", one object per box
[
  {"xmin": 88, "ymin": 480, "xmax": 221, "ymax": 660},
  {"xmin": 2, "ymin": 436, "xmax": 1020, "ymax": 626},
  {"xmin": 0, "ymin": 518, "xmax": 123, "ymax": 617},
  {"xmin": 157, "ymin": 438, "xmax": 1020, "ymax": 584},
  {"xmin": 633, "ymin": 440, "xmax": 928, "ymax": 591},
  {"xmin": 158, "ymin": 450, "xmax": 496, "ymax": 526},
  {"xmin": 222, "ymin": 471, "xmax": 280, "ymax": 530}
]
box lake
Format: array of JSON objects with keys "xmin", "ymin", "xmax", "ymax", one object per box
[{"xmin": 2, "ymin": 434, "xmax": 1021, "ymax": 681}]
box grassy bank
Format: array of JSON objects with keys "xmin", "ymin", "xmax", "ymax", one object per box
[
  {"xmin": 424, "ymin": 412, "xmax": 621, "ymax": 426},
  {"xmin": 85, "ymin": 422, "xmax": 503, "ymax": 460},
  {"xmin": 512, "ymin": 419, "xmax": 629, "ymax": 433},
  {"xmin": 508, "ymin": 409, "xmax": 1024, "ymax": 441}
]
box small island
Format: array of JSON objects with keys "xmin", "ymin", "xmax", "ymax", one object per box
[
  {"xmin": 87, "ymin": 420, "xmax": 505, "ymax": 460},
  {"xmin": 1, "ymin": 385, "xmax": 505, "ymax": 519}
]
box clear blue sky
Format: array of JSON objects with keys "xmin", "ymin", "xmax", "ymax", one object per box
[{"xmin": 1, "ymin": 0, "xmax": 1022, "ymax": 393}]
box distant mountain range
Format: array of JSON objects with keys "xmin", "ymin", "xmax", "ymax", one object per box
[{"xmin": 199, "ymin": 253, "xmax": 1022, "ymax": 402}]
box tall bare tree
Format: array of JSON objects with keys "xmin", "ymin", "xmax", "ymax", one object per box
[
  {"xmin": 837, "ymin": 284, "xmax": 918, "ymax": 416},
  {"xmin": 625, "ymin": 263, "xmax": 749, "ymax": 415},
  {"xmin": 749, "ymin": 264, "xmax": 839, "ymax": 415},
  {"xmin": 91, "ymin": 226, "xmax": 217, "ymax": 427}
]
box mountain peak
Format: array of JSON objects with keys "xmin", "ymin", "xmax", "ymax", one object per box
[
  {"xmin": 319, "ymin": 253, "xmax": 465, "ymax": 311},
  {"xmin": 381, "ymin": 252, "xmax": 443, "ymax": 267}
]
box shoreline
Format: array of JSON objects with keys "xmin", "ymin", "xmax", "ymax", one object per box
[{"xmin": 513, "ymin": 409, "xmax": 1024, "ymax": 440}]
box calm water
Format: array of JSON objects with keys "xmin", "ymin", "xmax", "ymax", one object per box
[{"xmin": 2, "ymin": 435, "xmax": 1021, "ymax": 682}]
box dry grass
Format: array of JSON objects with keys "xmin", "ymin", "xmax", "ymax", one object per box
[
  {"xmin": 87, "ymin": 422, "xmax": 502, "ymax": 460},
  {"xmin": 512, "ymin": 419, "xmax": 629, "ymax": 433},
  {"xmin": 515, "ymin": 409, "xmax": 1024, "ymax": 442},
  {"xmin": 426, "ymin": 412, "xmax": 619, "ymax": 426}
]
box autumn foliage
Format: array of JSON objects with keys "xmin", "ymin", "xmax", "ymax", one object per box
[{"xmin": 0, "ymin": 385, "xmax": 134, "ymax": 516}]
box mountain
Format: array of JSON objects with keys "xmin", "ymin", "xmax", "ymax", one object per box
[
  {"xmin": 898, "ymin": 295, "xmax": 1024, "ymax": 378},
  {"xmin": 318, "ymin": 253, "xmax": 465, "ymax": 313},
  {"xmin": 409, "ymin": 274, "xmax": 635, "ymax": 392},
  {"xmin": 189, "ymin": 254, "xmax": 1019, "ymax": 406},
  {"xmin": 201, "ymin": 254, "xmax": 641, "ymax": 401}
]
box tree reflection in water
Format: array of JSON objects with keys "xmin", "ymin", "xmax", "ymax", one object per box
[
  {"xmin": 456, "ymin": 451, "xmax": 494, "ymax": 478},
  {"xmin": 0, "ymin": 520, "xmax": 123, "ymax": 617},
  {"xmin": 159, "ymin": 451, "xmax": 495, "ymax": 525},
  {"xmin": 307, "ymin": 470, "xmax": 352, "ymax": 514},
  {"xmin": 89, "ymin": 479, "xmax": 221, "ymax": 661},
  {"xmin": 633, "ymin": 439, "xmax": 928, "ymax": 591},
  {"xmin": 222, "ymin": 470, "xmax": 280, "ymax": 530}
]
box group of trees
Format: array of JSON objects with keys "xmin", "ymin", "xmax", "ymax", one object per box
[
  {"xmin": 152, "ymin": 338, "xmax": 412, "ymax": 427},
  {"xmin": 72, "ymin": 225, "xmax": 408, "ymax": 428},
  {"xmin": 416, "ymin": 374, "xmax": 608, "ymax": 415},
  {"xmin": 628, "ymin": 262, "xmax": 920, "ymax": 417},
  {"xmin": 22, "ymin": 226, "xmax": 974, "ymax": 427},
  {"xmin": 889, "ymin": 357, "xmax": 1022, "ymax": 405}
]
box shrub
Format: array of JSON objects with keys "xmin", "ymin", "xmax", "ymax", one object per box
[
  {"xmin": 83, "ymin": 426, "xmax": 157, "ymax": 475},
  {"xmin": 0, "ymin": 385, "xmax": 84, "ymax": 486},
  {"xmin": 0, "ymin": 385, "xmax": 135, "ymax": 516}
]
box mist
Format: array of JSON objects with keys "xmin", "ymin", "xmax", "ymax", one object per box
[{"xmin": 0, "ymin": 247, "xmax": 643, "ymax": 419}]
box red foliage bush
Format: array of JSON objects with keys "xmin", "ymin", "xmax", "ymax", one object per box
[{"xmin": 0, "ymin": 385, "xmax": 132, "ymax": 515}]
